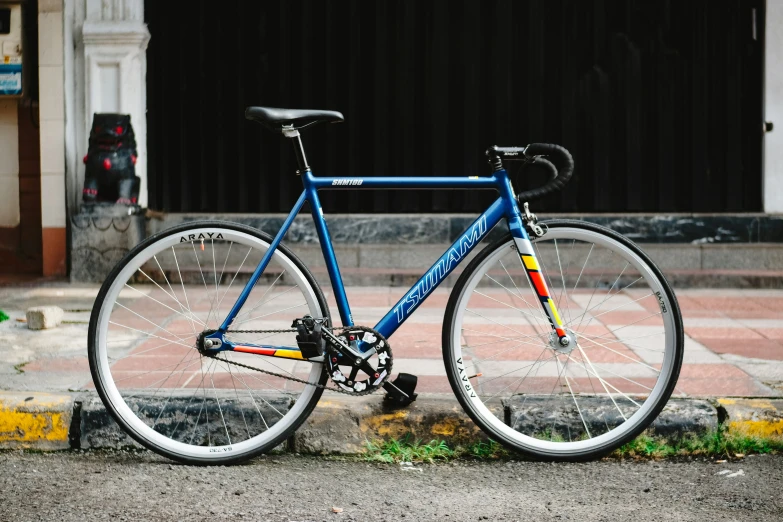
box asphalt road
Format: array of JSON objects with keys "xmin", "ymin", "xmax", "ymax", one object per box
[{"xmin": 1, "ymin": 451, "xmax": 781, "ymax": 521}]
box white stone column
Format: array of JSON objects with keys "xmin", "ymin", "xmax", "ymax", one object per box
[
  {"xmin": 65, "ymin": 0, "xmax": 149, "ymax": 209},
  {"xmin": 39, "ymin": 0, "xmax": 68, "ymax": 275},
  {"xmin": 765, "ymin": 1, "xmax": 783, "ymax": 213}
]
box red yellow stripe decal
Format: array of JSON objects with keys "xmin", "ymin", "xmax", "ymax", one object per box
[
  {"xmin": 234, "ymin": 346, "xmax": 304, "ymax": 360},
  {"xmin": 521, "ymin": 255, "xmax": 539, "ymax": 270},
  {"xmin": 529, "ymin": 271, "xmax": 548, "ymax": 296},
  {"xmin": 521, "ymin": 253, "xmax": 566, "ymax": 337}
]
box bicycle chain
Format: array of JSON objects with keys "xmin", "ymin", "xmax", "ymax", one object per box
[{"xmin": 203, "ymin": 326, "xmax": 388, "ymax": 396}]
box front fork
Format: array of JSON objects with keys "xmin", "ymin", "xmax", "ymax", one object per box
[{"xmin": 507, "ymin": 211, "xmax": 571, "ymax": 346}]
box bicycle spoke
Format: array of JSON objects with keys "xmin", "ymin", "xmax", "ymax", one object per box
[
  {"xmin": 446, "ymin": 225, "xmax": 681, "ymax": 457},
  {"xmin": 93, "ymin": 226, "xmax": 328, "ymax": 460}
]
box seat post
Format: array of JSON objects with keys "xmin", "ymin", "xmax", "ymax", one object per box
[{"xmin": 282, "ymin": 125, "xmax": 310, "ymax": 173}]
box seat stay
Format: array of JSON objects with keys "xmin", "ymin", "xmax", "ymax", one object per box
[{"xmin": 216, "ymin": 190, "xmax": 308, "ymax": 333}]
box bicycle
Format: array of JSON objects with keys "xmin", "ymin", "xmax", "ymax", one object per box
[{"xmin": 88, "ymin": 106, "xmax": 683, "ymax": 464}]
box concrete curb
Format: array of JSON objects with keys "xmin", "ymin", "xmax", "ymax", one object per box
[
  {"xmin": 717, "ymin": 398, "xmax": 783, "ymax": 438},
  {"xmin": 0, "ymin": 392, "xmax": 74, "ymax": 450},
  {"xmin": 6, "ymin": 392, "xmax": 774, "ymax": 455}
]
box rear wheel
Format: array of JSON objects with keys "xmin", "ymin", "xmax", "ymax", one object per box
[
  {"xmin": 442, "ymin": 220, "xmax": 683, "ymax": 460},
  {"xmin": 88, "ymin": 221, "xmax": 329, "ymax": 464}
]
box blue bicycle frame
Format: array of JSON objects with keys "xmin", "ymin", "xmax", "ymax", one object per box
[{"xmin": 204, "ymin": 155, "xmax": 568, "ymax": 359}]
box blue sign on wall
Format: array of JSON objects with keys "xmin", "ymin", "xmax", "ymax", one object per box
[{"xmin": 0, "ymin": 63, "xmax": 22, "ymax": 95}]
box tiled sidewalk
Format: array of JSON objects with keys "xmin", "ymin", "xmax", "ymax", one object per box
[
  {"xmin": 342, "ymin": 287, "xmax": 783, "ymax": 397},
  {"xmin": 1, "ymin": 285, "xmax": 782, "ymax": 397}
]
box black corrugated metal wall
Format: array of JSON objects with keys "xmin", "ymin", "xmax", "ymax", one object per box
[{"xmin": 145, "ymin": 0, "xmax": 764, "ymax": 214}]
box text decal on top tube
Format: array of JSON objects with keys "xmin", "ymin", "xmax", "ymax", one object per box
[{"xmin": 393, "ymin": 215, "xmax": 488, "ymax": 323}]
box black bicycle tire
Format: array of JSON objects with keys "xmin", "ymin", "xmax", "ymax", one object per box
[
  {"xmin": 441, "ymin": 219, "xmax": 684, "ymax": 461},
  {"xmin": 88, "ymin": 220, "xmax": 330, "ymax": 465}
]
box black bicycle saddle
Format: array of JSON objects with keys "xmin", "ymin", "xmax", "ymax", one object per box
[{"xmin": 245, "ymin": 106, "xmax": 344, "ymax": 131}]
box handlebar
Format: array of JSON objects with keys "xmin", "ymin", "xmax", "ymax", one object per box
[{"xmin": 486, "ymin": 143, "xmax": 574, "ymax": 201}]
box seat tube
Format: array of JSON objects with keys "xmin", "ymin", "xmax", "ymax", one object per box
[{"xmin": 306, "ymin": 184, "xmax": 354, "ymax": 327}]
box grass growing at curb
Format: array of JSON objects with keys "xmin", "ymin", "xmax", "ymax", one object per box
[
  {"xmin": 363, "ymin": 427, "xmax": 783, "ymax": 463},
  {"xmin": 0, "ymin": 310, "xmax": 8, "ymax": 323},
  {"xmin": 364, "ymin": 436, "xmax": 508, "ymax": 463},
  {"xmin": 615, "ymin": 427, "xmax": 783, "ymax": 459},
  {"xmin": 364, "ymin": 436, "xmax": 455, "ymax": 463}
]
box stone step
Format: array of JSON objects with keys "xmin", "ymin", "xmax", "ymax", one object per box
[{"xmin": 71, "ymin": 208, "xmax": 783, "ymax": 286}]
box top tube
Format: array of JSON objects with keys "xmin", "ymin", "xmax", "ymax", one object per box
[{"xmin": 304, "ymin": 172, "xmax": 503, "ymax": 191}]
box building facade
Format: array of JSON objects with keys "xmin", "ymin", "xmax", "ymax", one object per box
[{"xmin": 0, "ymin": 0, "xmax": 782, "ymax": 278}]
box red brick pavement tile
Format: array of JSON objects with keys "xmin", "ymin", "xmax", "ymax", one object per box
[
  {"xmin": 413, "ymin": 293, "xmax": 451, "ymax": 310},
  {"xmin": 459, "ymin": 323, "xmax": 545, "ymax": 338},
  {"xmin": 570, "ymin": 324, "xmax": 616, "ymax": 339},
  {"xmin": 637, "ymin": 294, "xmax": 662, "ymax": 313},
  {"xmin": 111, "ymin": 354, "xmax": 202, "ymax": 372},
  {"xmin": 664, "ymin": 295, "xmax": 708, "ymax": 310},
  {"xmin": 388, "ymin": 323, "xmax": 443, "ymax": 358},
  {"xmin": 454, "ymin": 292, "xmax": 518, "ymax": 309},
  {"xmin": 413, "ymin": 375, "xmax": 454, "ymax": 394},
  {"xmin": 326, "ymin": 290, "xmax": 393, "ymax": 307},
  {"xmin": 674, "ymin": 378, "xmax": 773, "ymax": 397},
  {"xmin": 595, "ymin": 311, "xmax": 665, "ymax": 327},
  {"xmin": 684, "ymin": 327, "xmax": 765, "ymax": 341},
  {"xmin": 575, "ymin": 341, "xmax": 643, "ymax": 364},
  {"xmin": 468, "ymin": 344, "xmax": 554, "ymax": 361},
  {"xmin": 165, "ymin": 319, "xmax": 203, "ymax": 336},
  {"xmin": 659, "ymin": 296, "xmax": 718, "ymax": 317},
  {"xmin": 108, "ymin": 313, "xmax": 179, "ymax": 334},
  {"xmin": 677, "ymin": 364, "xmax": 756, "ymax": 380},
  {"xmin": 111, "ymin": 371, "xmax": 201, "ymax": 390},
  {"xmin": 23, "ymin": 357, "xmax": 89, "ymax": 372},
  {"xmin": 129, "ymin": 340, "xmax": 193, "ymax": 357},
  {"xmin": 759, "ymin": 329, "xmax": 783, "ymax": 341},
  {"xmin": 752, "ymin": 297, "xmax": 783, "ymax": 316},
  {"xmin": 460, "ymin": 337, "xmax": 640, "ymax": 364},
  {"xmin": 698, "ymin": 338, "xmax": 783, "ymax": 360},
  {"xmin": 687, "ymin": 297, "xmax": 779, "ymax": 320},
  {"xmin": 189, "ymin": 372, "xmax": 296, "ymax": 391},
  {"xmin": 723, "ymin": 308, "xmax": 783, "ymax": 320}
]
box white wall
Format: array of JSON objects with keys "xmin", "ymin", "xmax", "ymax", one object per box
[
  {"xmin": 0, "ymin": 101, "xmax": 19, "ymax": 227},
  {"xmin": 765, "ymin": 0, "xmax": 783, "ymax": 213},
  {"xmin": 39, "ymin": 0, "xmax": 66, "ymax": 229}
]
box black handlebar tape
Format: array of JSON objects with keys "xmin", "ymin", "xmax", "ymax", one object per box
[{"xmin": 516, "ymin": 143, "xmax": 574, "ymax": 201}]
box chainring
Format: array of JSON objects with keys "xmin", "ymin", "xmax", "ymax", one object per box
[{"xmin": 326, "ymin": 326, "xmax": 392, "ymax": 394}]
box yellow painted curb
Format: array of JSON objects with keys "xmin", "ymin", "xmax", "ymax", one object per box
[
  {"xmin": 0, "ymin": 392, "xmax": 73, "ymax": 449},
  {"xmin": 718, "ymin": 398, "xmax": 783, "ymax": 439}
]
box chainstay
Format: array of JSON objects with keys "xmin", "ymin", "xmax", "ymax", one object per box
[{"xmin": 209, "ymin": 326, "xmax": 386, "ymax": 396}]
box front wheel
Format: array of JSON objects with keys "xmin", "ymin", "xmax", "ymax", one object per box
[
  {"xmin": 442, "ymin": 220, "xmax": 683, "ymax": 461},
  {"xmin": 88, "ymin": 221, "xmax": 329, "ymax": 464}
]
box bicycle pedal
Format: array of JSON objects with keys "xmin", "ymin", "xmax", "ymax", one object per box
[
  {"xmin": 293, "ymin": 317, "xmax": 325, "ymax": 359},
  {"xmin": 383, "ymin": 373, "xmax": 418, "ymax": 407}
]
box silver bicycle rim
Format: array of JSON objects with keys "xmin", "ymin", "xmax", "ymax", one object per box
[
  {"xmin": 448, "ymin": 226, "xmax": 678, "ymax": 456},
  {"xmin": 93, "ymin": 227, "xmax": 323, "ymax": 461}
]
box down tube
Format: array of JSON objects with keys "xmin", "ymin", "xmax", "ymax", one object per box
[{"xmin": 374, "ymin": 197, "xmax": 507, "ymax": 339}]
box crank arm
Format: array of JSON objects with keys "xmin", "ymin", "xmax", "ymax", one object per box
[{"xmin": 321, "ymin": 328, "xmax": 366, "ymax": 359}]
